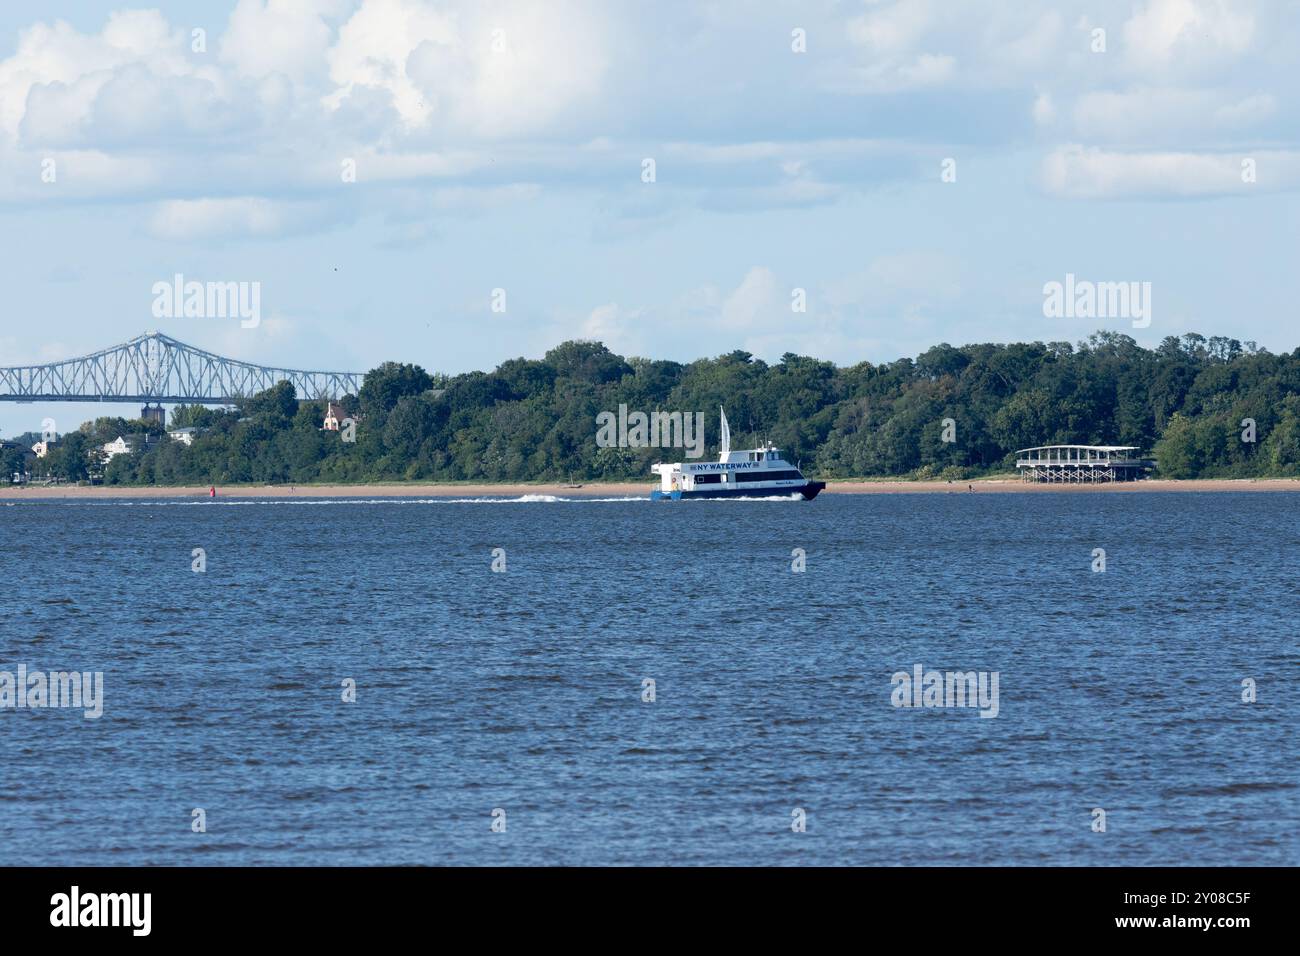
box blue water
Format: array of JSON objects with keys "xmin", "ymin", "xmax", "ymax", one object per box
[{"xmin": 1, "ymin": 492, "xmax": 1296, "ymax": 865}]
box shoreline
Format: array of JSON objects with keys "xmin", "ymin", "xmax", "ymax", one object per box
[{"xmin": 4, "ymin": 477, "xmax": 1300, "ymax": 499}]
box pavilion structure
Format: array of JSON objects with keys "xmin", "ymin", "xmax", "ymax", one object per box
[{"xmin": 1014, "ymin": 445, "xmax": 1154, "ymax": 483}]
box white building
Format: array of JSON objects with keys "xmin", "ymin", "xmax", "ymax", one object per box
[
  {"xmin": 101, "ymin": 436, "xmax": 132, "ymax": 462},
  {"xmin": 322, "ymin": 401, "xmax": 346, "ymax": 431},
  {"xmin": 32, "ymin": 440, "xmax": 50, "ymax": 458},
  {"xmin": 1015, "ymin": 445, "xmax": 1154, "ymax": 483},
  {"xmin": 168, "ymin": 427, "xmax": 198, "ymax": 446}
]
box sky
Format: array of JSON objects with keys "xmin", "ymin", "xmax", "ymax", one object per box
[{"xmin": 1, "ymin": 0, "xmax": 1298, "ymax": 436}]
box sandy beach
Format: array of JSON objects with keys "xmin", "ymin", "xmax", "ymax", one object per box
[{"xmin": 3, "ymin": 477, "xmax": 1300, "ymax": 499}]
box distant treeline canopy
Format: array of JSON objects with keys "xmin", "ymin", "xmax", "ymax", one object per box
[{"xmin": 8, "ymin": 331, "xmax": 1300, "ymax": 485}]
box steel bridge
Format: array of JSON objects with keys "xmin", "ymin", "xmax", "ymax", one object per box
[{"xmin": 0, "ymin": 331, "xmax": 363, "ymax": 405}]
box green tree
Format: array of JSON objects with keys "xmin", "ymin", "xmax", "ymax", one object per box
[{"xmin": 359, "ymin": 363, "xmax": 434, "ymax": 418}]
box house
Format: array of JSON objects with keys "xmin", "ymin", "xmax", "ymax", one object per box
[
  {"xmin": 99, "ymin": 434, "xmax": 161, "ymax": 465},
  {"xmin": 32, "ymin": 440, "xmax": 50, "ymax": 458},
  {"xmin": 322, "ymin": 401, "xmax": 348, "ymax": 431},
  {"xmin": 168, "ymin": 427, "xmax": 199, "ymax": 446},
  {"xmin": 101, "ymin": 436, "xmax": 132, "ymax": 462}
]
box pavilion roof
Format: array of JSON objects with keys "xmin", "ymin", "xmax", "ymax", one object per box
[{"xmin": 1015, "ymin": 445, "xmax": 1141, "ymax": 454}]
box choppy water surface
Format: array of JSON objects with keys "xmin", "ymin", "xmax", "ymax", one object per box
[{"xmin": 1, "ymin": 492, "xmax": 1296, "ymax": 865}]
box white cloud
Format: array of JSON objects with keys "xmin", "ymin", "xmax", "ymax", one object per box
[
  {"xmin": 998, "ymin": 12, "xmax": 1066, "ymax": 72},
  {"xmin": 0, "ymin": 0, "xmax": 1293, "ymax": 222},
  {"xmin": 896, "ymin": 53, "xmax": 956, "ymax": 88},
  {"xmin": 1212, "ymin": 92, "xmax": 1275, "ymax": 127},
  {"xmin": 324, "ymin": 0, "xmax": 609, "ymax": 138},
  {"xmin": 580, "ymin": 302, "xmax": 646, "ymax": 354},
  {"xmin": 324, "ymin": 0, "xmax": 456, "ymax": 129},
  {"xmin": 557, "ymin": 258, "xmax": 968, "ymax": 365},
  {"xmin": 841, "ymin": 0, "xmax": 958, "ymax": 92},
  {"xmin": 1122, "ymin": 0, "xmax": 1254, "ymax": 74},
  {"xmin": 145, "ymin": 197, "xmax": 344, "ymax": 241},
  {"xmin": 840, "ymin": 4, "xmax": 1069, "ymax": 92},
  {"xmin": 409, "ymin": 1, "xmax": 609, "ymax": 139},
  {"xmin": 1032, "ymin": 92, "xmax": 1056, "ymax": 125},
  {"xmin": 847, "ymin": 0, "xmax": 937, "ymax": 57},
  {"xmin": 721, "ymin": 267, "xmax": 783, "ymax": 330},
  {"xmin": 220, "ymin": 0, "xmax": 345, "ymax": 87},
  {"xmin": 1040, "ymin": 144, "xmax": 1300, "ymax": 199},
  {"xmin": 0, "ymin": 10, "xmax": 192, "ymax": 139},
  {"xmin": 1072, "ymin": 88, "xmax": 1275, "ymax": 143}
]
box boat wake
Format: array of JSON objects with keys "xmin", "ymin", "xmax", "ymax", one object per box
[{"xmin": 21, "ymin": 494, "xmax": 654, "ymax": 507}]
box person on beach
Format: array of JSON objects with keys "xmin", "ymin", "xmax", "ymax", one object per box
[{"xmin": 209, "ymin": 486, "xmax": 216, "ymax": 498}]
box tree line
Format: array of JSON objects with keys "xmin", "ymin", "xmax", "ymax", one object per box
[{"xmin": 7, "ymin": 330, "xmax": 1300, "ymax": 485}]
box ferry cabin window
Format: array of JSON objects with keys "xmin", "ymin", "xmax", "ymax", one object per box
[
  {"xmin": 735, "ymin": 470, "xmax": 802, "ymax": 482},
  {"xmin": 694, "ymin": 473, "xmax": 722, "ymax": 484}
]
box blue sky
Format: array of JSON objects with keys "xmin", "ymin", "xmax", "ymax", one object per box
[{"xmin": 1, "ymin": 0, "xmax": 1298, "ymax": 436}]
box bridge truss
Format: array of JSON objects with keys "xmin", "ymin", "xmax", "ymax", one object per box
[{"xmin": 0, "ymin": 332, "xmax": 363, "ymax": 404}]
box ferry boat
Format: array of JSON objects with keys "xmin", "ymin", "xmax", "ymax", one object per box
[{"xmin": 651, "ymin": 408, "xmax": 825, "ymax": 500}]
